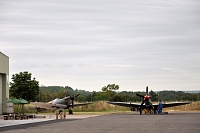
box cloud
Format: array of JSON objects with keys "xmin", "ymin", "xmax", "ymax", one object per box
[
  {"xmin": 1, "ymin": 0, "xmax": 200, "ymax": 91},
  {"xmin": 162, "ymin": 68, "xmax": 175, "ymax": 70}
]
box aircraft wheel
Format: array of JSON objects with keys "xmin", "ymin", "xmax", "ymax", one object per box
[
  {"xmin": 69, "ymin": 110, "xmax": 73, "ymax": 114},
  {"xmin": 150, "ymin": 109, "xmax": 154, "ymax": 114},
  {"xmin": 139, "ymin": 108, "xmax": 142, "ymax": 115}
]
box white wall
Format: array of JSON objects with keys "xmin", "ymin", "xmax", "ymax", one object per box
[{"xmin": 6, "ymin": 103, "xmax": 14, "ymax": 113}]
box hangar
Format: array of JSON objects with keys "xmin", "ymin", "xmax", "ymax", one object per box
[{"xmin": 0, "ymin": 52, "xmax": 9, "ymax": 114}]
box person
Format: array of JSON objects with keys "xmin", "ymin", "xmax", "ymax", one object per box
[
  {"xmin": 59, "ymin": 109, "xmax": 63, "ymax": 114},
  {"xmin": 63, "ymin": 112, "xmax": 66, "ymax": 119},
  {"xmin": 156, "ymin": 106, "xmax": 159, "ymax": 114},
  {"xmin": 158, "ymin": 100, "xmax": 163, "ymax": 114},
  {"xmin": 59, "ymin": 109, "xmax": 63, "ymax": 119}
]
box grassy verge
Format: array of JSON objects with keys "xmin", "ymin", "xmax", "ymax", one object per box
[
  {"xmin": 163, "ymin": 101, "xmax": 200, "ymax": 112},
  {"xmin": 73, "ymin": 101, "xmax": 130, "ymax": 112}
]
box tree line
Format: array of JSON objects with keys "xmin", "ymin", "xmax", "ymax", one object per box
[
  {"xmin": 9, "ymin": 71, "xmax": 200, "ymax": 102},
  {"xmin": 38, "ymin": 86, "xmax": 200, "ymax": 102}
]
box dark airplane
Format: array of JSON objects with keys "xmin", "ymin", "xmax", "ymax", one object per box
[{"xmin": 107, "ymin": 86, "xmax": 191, "ymax": 115}]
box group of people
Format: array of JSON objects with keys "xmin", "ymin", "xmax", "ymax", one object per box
[{"xmin": 56, "ymin": 110, "xmax": 66, "ymax": 119}]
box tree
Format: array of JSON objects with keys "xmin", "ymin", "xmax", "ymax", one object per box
[
  {"xmin": 149, "ymin": 90, "xmax": 158, "ymax": 102},
  {"xmin": 9, "ymin": 71, "xmax": 39, "ymax": 102},
  {"xmin": 197, "ymin": 93, "xmax": 200, "ymax": 101},
  {"xmin": 101, "ymin": 84, "xmax": 119, "ymax": 100},
  {"xmin": 111, "ymin": 95, "xmax": 123, "ymax": 102}
]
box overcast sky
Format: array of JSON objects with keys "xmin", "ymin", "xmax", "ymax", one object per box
[{"xmin": 1, "ymin": 0, "xmax": 200, "ymax": 92}]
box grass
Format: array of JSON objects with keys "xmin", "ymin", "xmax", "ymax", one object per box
[
  {"xmin": 163, "ymin": 101, "xmax": 200, "ymax": 112},
  {"xmin": 73, "ymin": 101, "xmax": 130, "ymax": 112}
]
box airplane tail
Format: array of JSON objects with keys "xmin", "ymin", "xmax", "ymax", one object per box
[{"xmin": 29, "ymin": 107, "xmax": 47, "ymax": 114}]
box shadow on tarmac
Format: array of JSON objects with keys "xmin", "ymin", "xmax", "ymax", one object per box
[{"xmin": 0, "ymin": 119, "xmax": 78, "ymax": 132}]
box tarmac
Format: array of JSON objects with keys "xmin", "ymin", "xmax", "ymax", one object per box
[{"xmin": 0, "ymin": 112, "xmax": 200, "ymax": 133}]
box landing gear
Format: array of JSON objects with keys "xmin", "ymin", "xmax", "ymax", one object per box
[
  {"xmin": 139, "ymin": 106, "xmax": 142, "ymax": 115},
  {"xmin": 69, "ymin": 109, "xmax": 73, "ymax": 114},
  {"xmin": 140, "ymin": 102, "xmax": 144, "ymax": 115},
  {"xmin": 150, "ymin": 109, "xmax": 154, "ymax": 114}
]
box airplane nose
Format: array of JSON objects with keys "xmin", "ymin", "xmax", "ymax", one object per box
[{"xmin": 70, "ymin": 96, "xmax": 74, "ymax": 100}]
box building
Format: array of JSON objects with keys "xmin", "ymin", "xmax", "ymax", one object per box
[{"xmin": 0, "ymin": 52, "xmax": 9, "ymax": 114}]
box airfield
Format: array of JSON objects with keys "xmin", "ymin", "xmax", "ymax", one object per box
[{"xmin": 0, "ymin": 111, "xmax": 200, "ymax": 133}]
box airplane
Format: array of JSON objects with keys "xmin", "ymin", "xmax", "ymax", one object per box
[
  {"xmin": 30, "ymin": 93, "xmax": 91, "ymax": 114},
  {"xmin": 107, "ymin": 86, "xmax": 191, "ymax": 115}
]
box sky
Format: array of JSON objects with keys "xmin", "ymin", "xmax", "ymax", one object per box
[{"xmin": 0, "ymin": 0, "xmax": 200, "ymax": 92}]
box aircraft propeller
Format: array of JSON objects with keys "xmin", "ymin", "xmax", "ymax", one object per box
[
  {"xmin": 70, "ymin": 94, "xmax": 80, "ymax": 108},
  {"xmin": 66, "ymin": 92, "xmax": 80, "ymax": 108},
  {"xmin": 136, "ymin": 94, "xmax": 144, "ymax": 98},
  {"xmin": 136, "ymin": 86, "xmax": 149, "ymax": 114},
  {"xmin": 136, "ymin": 86, "xmax": 149, "ymax": 98}
]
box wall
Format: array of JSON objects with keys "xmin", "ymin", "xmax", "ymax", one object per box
[
  {"xmin": 0, "ymin": 52, "xmax": 9, "ymax": 114},
  {"xmin": 0, "ymin": 74, "xmax": 2, "ymax": 114}
]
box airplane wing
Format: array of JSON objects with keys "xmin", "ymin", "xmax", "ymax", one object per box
[
  {"xmin": 153, "ymin": 102, "xmax": 191, "ymax": 108},
  {"xmin": 31, "ymin": 102, "xmax": 91, "ymax": 109},
  {"xmin": 107, "ymin": 101, "xmax": 191, "ymax": 109},
  {"xmin": 68, "ymin": 102, "xmax": 92, "ymax": 108},
  {"xmin": 31, "ymin": 102, "xmax": 53, "ymax": 109},
  {"xmin": 107, "ymin": 102, "xmax": 141, "ymax": 108},
  {"xmin": 30, "ymin": 102, "xmax": 67, "ymax": 109}
]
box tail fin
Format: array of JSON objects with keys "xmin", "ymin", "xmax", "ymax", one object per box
[{"xmin": 146, "ymin": 86, "xmax": 148, "ymax": 95}]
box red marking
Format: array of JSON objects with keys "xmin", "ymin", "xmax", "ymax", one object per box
[{"xmin": 144, "ymin": 95, "xmax": 151, "ymax": 101}]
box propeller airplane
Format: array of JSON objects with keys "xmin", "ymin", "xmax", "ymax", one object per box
[
  {"xmin": 107, "ymin": 86, "xmax": 191, "ymax": 115},
  {"xmin": 30, "ymin": 93, "xmax": 91, "ymax": 114}
]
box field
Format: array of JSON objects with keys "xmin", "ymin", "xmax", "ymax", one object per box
[{"xmin": 163, "ymin": 101, "xmax": 200, "ymax": 111}]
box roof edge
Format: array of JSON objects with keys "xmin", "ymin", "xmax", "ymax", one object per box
[{"xmin": 0, "ymin": 51, "xmax": 9, "ymax": 58}]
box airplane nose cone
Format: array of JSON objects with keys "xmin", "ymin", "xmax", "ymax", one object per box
[{"xmin": 70, "ymin": 96, "xmax": 74, "ymax": 100}]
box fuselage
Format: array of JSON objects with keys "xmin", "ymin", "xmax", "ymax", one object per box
[
  {"xmin": 49, "ymin": 97, "xmax": 71, "ymax": 106},
  {"xmin": 143, "ymin": 95, "xmax": 152, "ymax": 107}
]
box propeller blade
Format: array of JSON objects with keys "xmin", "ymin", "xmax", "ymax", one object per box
[
  {"xmin": 75, "ymin": 94, "xmax": 80, "ymax": 97},
  {"xmin": 136, "ymin": 94, "xmax": 144, "ymax": 98},
  {"xmin": 151, "ymin": 94, "xmax": 158, "ymax": 97},
  {"xmin": 72, "ymin": 100, "xmax": 74, "ymax": 108},
  {"xmin": 146, "ymin": 86, "xmax": 148, "ymax": 95},
  {"xmin": 66, "ymin": 91, "xmax": 71, "ymax": 96}
]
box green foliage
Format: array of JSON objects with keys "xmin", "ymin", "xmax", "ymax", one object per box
[
  {"xmin": 38, "ymin": 85, "xmax": 198, "ymax": 103},
  {"xmin": 110, "ymin": 95, "xmax": 123, "ymax": 102},
  {"xmin": 73, "ymin": 101, "xmax": 130, "ymax": 112},
  {"xmin": 157, "ymin": 91, "xmax": 199, "ymax": 102},
  {"xmin": 149, "ymin": 90, "xmax": 158, "ymax": 101},
  {"xmin": 9, "ymin": 71, "xmax": 39, "ymax": 102},
  {"xmin": 102, "ymin": 84, "xmax": 119, "ymax": 92},
  {"xmin": 39, "ymin": 86, "xmax": 91, "ymax": 102},
  {"xmin": 101, "ymin": 84, "xmax": 119, "ymax": 100},
  {"xmin": 9, "ymin": 71, "xmax": 198, "ymax": 104},
  {"xmin": 196, "ymin": 93, "xmax": 200, "ymax": 101}
]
